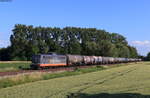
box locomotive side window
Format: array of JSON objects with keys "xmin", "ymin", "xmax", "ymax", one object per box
[
  {"xmin": 42, "ymin": 55, "xmax": 53, "ymax": 64},
  {"xmin": 53, "ymin": 56, "xmax": 66, "ymax": 64},
  {"xmin": 58, "ymin": 56, "xmax": 66, "ymax": 63}
]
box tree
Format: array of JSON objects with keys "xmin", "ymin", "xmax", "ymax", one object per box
[
  {"xmin": 0, "ymin": 47, "xmax": 11, "ymax": 61},
  {"xmin": 5, "ymin": 24, "xmax": 139, "ymax": 61},
  {"xmin": 111, "ymin": 33, "xmax": 128, "ymax": 45},
  {"xmin": 10, "ymin": 24, "xmax": 29, "ymax": 60},
  {"xmin": 116, "ymin": 44, "xmax": 130, "ymax": 58},
  {"xmin": 128, "ymin": 46, "xmax": 138, "ymax": 58},
  {"xmin": 146, "ymin": 52, "xmax": 150, "ymax": 61},
  {"xmin": 97, "ymin": 40, "xmax": 115, "ymax": 56}
]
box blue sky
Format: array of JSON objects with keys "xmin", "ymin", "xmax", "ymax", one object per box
[{"xmin": 0, "ymin": 0, "xmax": 150, "ymax": 56}]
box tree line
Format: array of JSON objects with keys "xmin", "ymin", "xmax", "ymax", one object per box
[
  {"xmin": 139, "ymin": 52, "xmax": 150, "ymax": 61},
  {"xmin": 0, "ymin": 24, "xmax": 138, "ymax": 61}
]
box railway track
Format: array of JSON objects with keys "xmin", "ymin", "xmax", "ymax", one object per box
[
  {"xmin": 0, "ymin": 62, "xmax": 137, "ymax": 77},
  {"xmin": 0, "ymin": 65, "xmax": 94, "ymax": 77}
]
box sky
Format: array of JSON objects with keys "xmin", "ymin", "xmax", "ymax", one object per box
[{"xmin": 0, "ymin": 0, "xmax": 150, "ymax": 56}]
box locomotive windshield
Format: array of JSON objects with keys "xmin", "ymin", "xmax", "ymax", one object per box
[{"xmin": 32, "ymin": 55, "xmax": 41, "ymax": 64}]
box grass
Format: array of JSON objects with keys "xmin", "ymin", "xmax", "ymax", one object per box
[
  {"xmin": 0, "ymin": 61, "xmax": 31, "ymax": 72},
  {"xmin": 0, "ymin": 62, "xmax": 149, "ymax": 98},
  {"xmin": 0, "ymin": 63, "xmax": 128, "ymax": 89},
  {"xmin": 0, "ymin": 65, "xmax": 106, "ymax": 89}
]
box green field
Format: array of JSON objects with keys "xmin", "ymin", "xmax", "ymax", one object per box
[
  {"xmin": 0, "ymin": 62, "xmax": 150, "ymax": 98},
  {"xmin": 0, "ymin": 61, "xmax": 31, "ymax": 72}
]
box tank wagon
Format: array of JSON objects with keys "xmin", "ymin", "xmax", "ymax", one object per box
[
  {"xmin": 66, "ymin": 55, "xmax": 83, "ymax": 66},
  {"xmin": 31, "ymin": 53, "xmax": 142, "ymax": 69}
]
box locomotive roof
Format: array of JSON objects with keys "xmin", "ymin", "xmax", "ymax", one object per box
[{"xmin": 34, "ymin": 53, "xmax": 65, "ymax": 56}]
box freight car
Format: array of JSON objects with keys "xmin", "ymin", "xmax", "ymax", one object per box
[
  {"xmin": 66, "ymin": 55, "xmax": 83, "ymax": 66},
  {"xmin": 30, "ymin": 53, "xmax": 141, "ymax": 69}
]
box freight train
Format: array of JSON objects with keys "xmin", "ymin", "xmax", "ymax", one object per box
[{"xmin": 30, "ymin": 53, "xmax": 141, "ymax": 69}]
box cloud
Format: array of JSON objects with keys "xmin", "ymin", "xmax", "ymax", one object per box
[
  {"xmin": 131, "ymin": 40, "xmax": 150, "ymax": 46},
  {"xmin": 0, "ymin": 40, "xmax": 10, "ymax": 48},
  {"xmin": 130, "ymin": 40, "xmax": 150, "ymax": 56}
]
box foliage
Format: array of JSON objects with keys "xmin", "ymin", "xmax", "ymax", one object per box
[
  {"xmin": 146, "ymin": 52, "xmax": 150, "ymax": 61},
  {"xmin": 0, "ymin": 24, "xmax": 138, "ymax": 60},
  {"xmin": 0, "ymin": 47, "xmax": 11, "ymax": 61}
]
